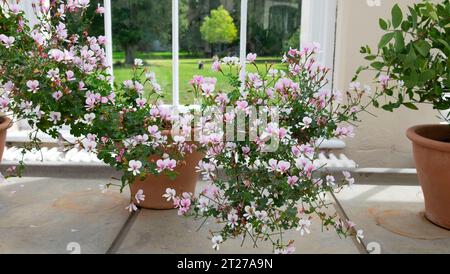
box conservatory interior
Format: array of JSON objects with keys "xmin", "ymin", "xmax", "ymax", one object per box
[{"xmin": 0, "ymin": 0, "xmax": 449, "ymax": 254}]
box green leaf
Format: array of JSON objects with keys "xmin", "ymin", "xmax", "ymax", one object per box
[
  {"xmin": 379, "ymin": 18, "xmax": 388, "ymax": 30},
  {"xmin": 378, "ymin": 32, "xmax": 395, "ymax": 49},
  {"xmin": 392, "ymin": 4, "xmax": 403, "ymax": 28},
  {"xmin": 403, "ymin": 102, "xmax": 419, "ymax": 110},
  {"xmin": 408, "ymin": 7, "xmax": 418, "ymax": 28},
  {"xmin": 394, "ymin": 31, "xmax": 405, "ymax": 52},
  {"xmin": 413, "ymin": 40, "xmax": 431, "ymax": 57},
  {"xmin": 371, "ymin": 62, "xmax": 385, "ymax": 70},
  {"xmin": 364, "ymin": 55, "xmax": 377, "ymax": 61}
]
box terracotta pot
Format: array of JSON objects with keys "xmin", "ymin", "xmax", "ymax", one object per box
[
  {"xmin": 130, "ymin": 150, "xmax": 204, "ymax": 210},
  {"xmin": 129, "ymin": 128, "xmax": 204, "ymax": 209},
  {"xmin": 407, "ymin": 125, "xmax": 450, "ymax": 229},
  {"xmin": 0, "ymin": 116, "xmax": 12, "ymax": 163}
]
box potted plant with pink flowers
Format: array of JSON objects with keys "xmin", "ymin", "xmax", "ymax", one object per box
[
  {"xmin": 0, "ymin": 0, "xmax": 201, "ymax": 209},
  {"xmin": 164, "ymin": 45, "xmax": 377, "ymax": 253}
]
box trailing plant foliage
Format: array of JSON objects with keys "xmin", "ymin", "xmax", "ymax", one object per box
[{"xmin": 356, "ymin": 0, "xmax": 450, "ymax": 120}]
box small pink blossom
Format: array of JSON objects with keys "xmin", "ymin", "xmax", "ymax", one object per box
[
  {"xmin": 156, "ymin": 158, "xmax": 177, "ymax": 172},
  {"xmin": 52, "ymin": 91, "xmax": 63, "ymax": 101},
  {"xmin": 288, "ymin": 176, "xmax": 299, "ymax": 187},
  {"xmin": 162, "ymin": 188, "xmax": 176, "ymax": 201},
  {"xmin": 125, "ymin": 203, "xmax": 138, "ymax": 212},
  {"xmin": 26, "ymin": 80, "xmax": 40, "ymax": 93},
  {"xmin": 128, "ymin": 160, "xmax": 143, "ymax": 176},
  {"xmin": 96, "ymin": 4, "xmax": 105, "ymax": 14},
  {"xmin": 246, "ymin": 53, "xmax": 257, "ymax": 63},
  {"xmin": 66, "ymin": 70, "xmax": 76, "ymax": 81},
  {"xmin": 211, "ymin": 61, "xmax": 221, "ymax": 72},
  {"xmin": 136, "ymin": 98, "xmax": 147, "ymax": 108},
  {"xmin": 49, "ymin": 112, "xmax": 61, "ymax": 124},
  {"xmin": 49, "ymin": 49, "xmax": 65, "ymax": 62},
  {"xmin": 134, "ymin": 189, "xmax": 145, "ymax": 204}
]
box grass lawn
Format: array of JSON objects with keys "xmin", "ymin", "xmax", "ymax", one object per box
[{"xmin": 113, "ymin": 54, "xmax": 286, "ymax": 105}]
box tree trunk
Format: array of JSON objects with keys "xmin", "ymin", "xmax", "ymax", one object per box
[
  {"xmin": 125, "ymin": 46, "xmax": 135, "ymax": 65},
  {"xmin": 210, "ymin": 43, "xmax": 215, "ymax": 57}
]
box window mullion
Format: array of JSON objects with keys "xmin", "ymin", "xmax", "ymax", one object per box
[
  {"xmin": 103, "ymin": 0, "xmax": 113, "ymax": 76},
  {"xmin": 239, "ymin": 0, "xmax": 248, "ymax": 92},
  {"xmin": 172, "ymin": 0, "xmax": 180, "ymax": 107}
]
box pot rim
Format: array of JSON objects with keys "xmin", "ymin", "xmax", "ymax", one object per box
[
  {"xmin": 0, "ymin": 116, "xmax": 12, "ymax": 132},
  {"xmin": 407, "ymin": 124, "xmax": 450, "ymax": 152}
]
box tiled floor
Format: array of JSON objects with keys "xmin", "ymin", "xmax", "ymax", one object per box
[{"xmin": 0, "ymin": 177, "xmax": 449, "ymax": 254}]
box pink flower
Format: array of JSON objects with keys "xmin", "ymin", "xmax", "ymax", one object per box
[
  {"xmin": 156, "ymin": 158, "xmax": 177, "ymax": 172},
  {"xmin": 136, "ymin": 98, "xmax": 147, "ymax": 108},
  {"xmin": 49, "ymin": 112, "xmax": 61, "ymax": 124},
  {"xmin": 246, "ymin": 53, "xmax": 257, "ymax": 63},
  {"xmin": 66, "ymin": 70, "xmax": 76, "ymax": 81},
  {"xmin": 190, "ymin": 75, "xmax": 204, "ymax": 86},
  {"xmin": 96, "ymin": 4, "xmax": 105, "ymax": 14},
  {"xmin": 78, "ymin": 81, "xmax": 87, "ymax": 91},
  {"xmin": 215, "ymin": 93, "xmax": 229, "ymax": 106},
  {"xmin": 236, "ymin": 100, "xmax": 248, "ymax": 111},
  {"xmin": 52, "ymin": 91, "xmax": 63, "ymax": 101},
  {"xmin": 98, "ymin": 36, "xmax": 107, "ymax": 45},
  {"xmin": 26, "ymin": 80, "xmax": 40, "ymax": 93},
  {"xmin": 211, "ymin": 61, "xmax": 221, "ymax": 72},
  {"xmin": 268, "ymin": 159, "xmax": 278, "ymax": 172},
  {"xmin": 201, "ymin": 83, "xmax": 215, "ymax": 97},
  {"xmin": 2, "ymin": 81, "xmax": 14, "ymax": 93},
  {"xmin": 85, "ymin": 97, "xmax": 96, "ymax": 110},
  {"xmin": 292, "ymin": 145, "xmax": 301, "ymax": 158},
  {"xmin": 31, "ymin": 31, "xmax": 45, "ymax": 46},
  {"xmin": 55, "ymin": 22, "xmax": 68, "ymax": 40},
  {"xmin": 343, "ymin": 171, "xmax": 355, "ymax": 187},
  {"xmin": 0, "ymin": 35, "xmax": 15, "ymax": 48},
  {"xmin": 123, "ymin": 80, "xmax": 134, "ymax": 89},
  {"xmin": 148, "ymin": 125, "xmax": 160, "ymax": 137},
  {"xmin": 9, "ymin": 4, "xmax": 21, "ymax": 15},
  {"xmin": 134, "ymin": 189, "xmax": 145, "ymax": 204},
  {"xmin": 77, "ymin": 0, "xmax": 90, "ymax": 9},
  {"xmin": 288, "ymin": 176, "xmax": 299, "ymax": 187},
  {"xmin": 49, "ymin": 49, "xmax": 65, "ymax": 62},
  {"xmin": 379, "ymin": 75, "xmax": 390, "ymax": 87},
  {"xmin": 334, "ymin": 126, "xmax": 355, "ymax": 139},
  {"xmin": 0, "ymin": 97, "xmax": 10, "ymax": 110},
  {"xmin": 227, "ymin": 211, "xmax": 239, "ymax": 228},
  {"xmin": 128, "ymin": 160, "xmax": 143, "ymax": 176},
  {"xmin": 125, "ymin": 203, "xmax": 138, "ymax": 212},
  {"xmin": 202, "ymin": 184, "xmax": 219, "ymax": 198},
  {"xmin": 277, "ymin": 161, "xmax": 291, "ymax": 174},
  {"xmin": 162, "ymin": 188, "xmax": 176, "ymax": 201}
]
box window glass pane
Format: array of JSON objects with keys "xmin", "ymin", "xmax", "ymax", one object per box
[
  {"xmin": 179, "ymin": 0, "xmax": 241, "ymax": 105},
  {"xmin": 247, "ymin": 0, "xmax": 301, "ymax": 67},
  {"xmin": 110, "ymin": 0, "xmax": 173, "ymax": 104}
]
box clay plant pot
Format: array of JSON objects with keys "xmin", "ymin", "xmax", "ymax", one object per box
[
  {"xmin": 407, "ymin": 125, "xmax": 450, "ymax": 229},
  {"xmin": 130, "ymin": 128, "xmax": 204, "ymax": 210},
  {"xmin": 130, "ymin": 150, "xmax": 204, "ymax": 210},
  {"xmin": 0, "ymin": 116, "xmax": 12, "ymax": 162}
]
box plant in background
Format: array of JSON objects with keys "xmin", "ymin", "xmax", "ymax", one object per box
[
  {"xmin": 356, "ymin": 0, "xmax": 450, "ymax": 119},
  {"xmin": 0, "ymin": 0, "xmax": 191, "ymax": 205},
  {"xmin": 200, "ymin": 5, "xmax": 238, "ymax": 56},
  {"xmin": 169, "ymin": 45, "xmax": 375, "ymax": 253},
  {"xmin": 356, "ymin": 0, "xmax": 450, "ymax": 230}
]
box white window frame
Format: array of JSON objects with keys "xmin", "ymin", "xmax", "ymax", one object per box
[{"xmin": 103, "ymin": 0, "xmax": 338, "ymax": 106}]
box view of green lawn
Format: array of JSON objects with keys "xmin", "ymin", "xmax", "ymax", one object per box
[{"xmin": 113, "ymin": 53, "xmax": 286, "ymax": 105}]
